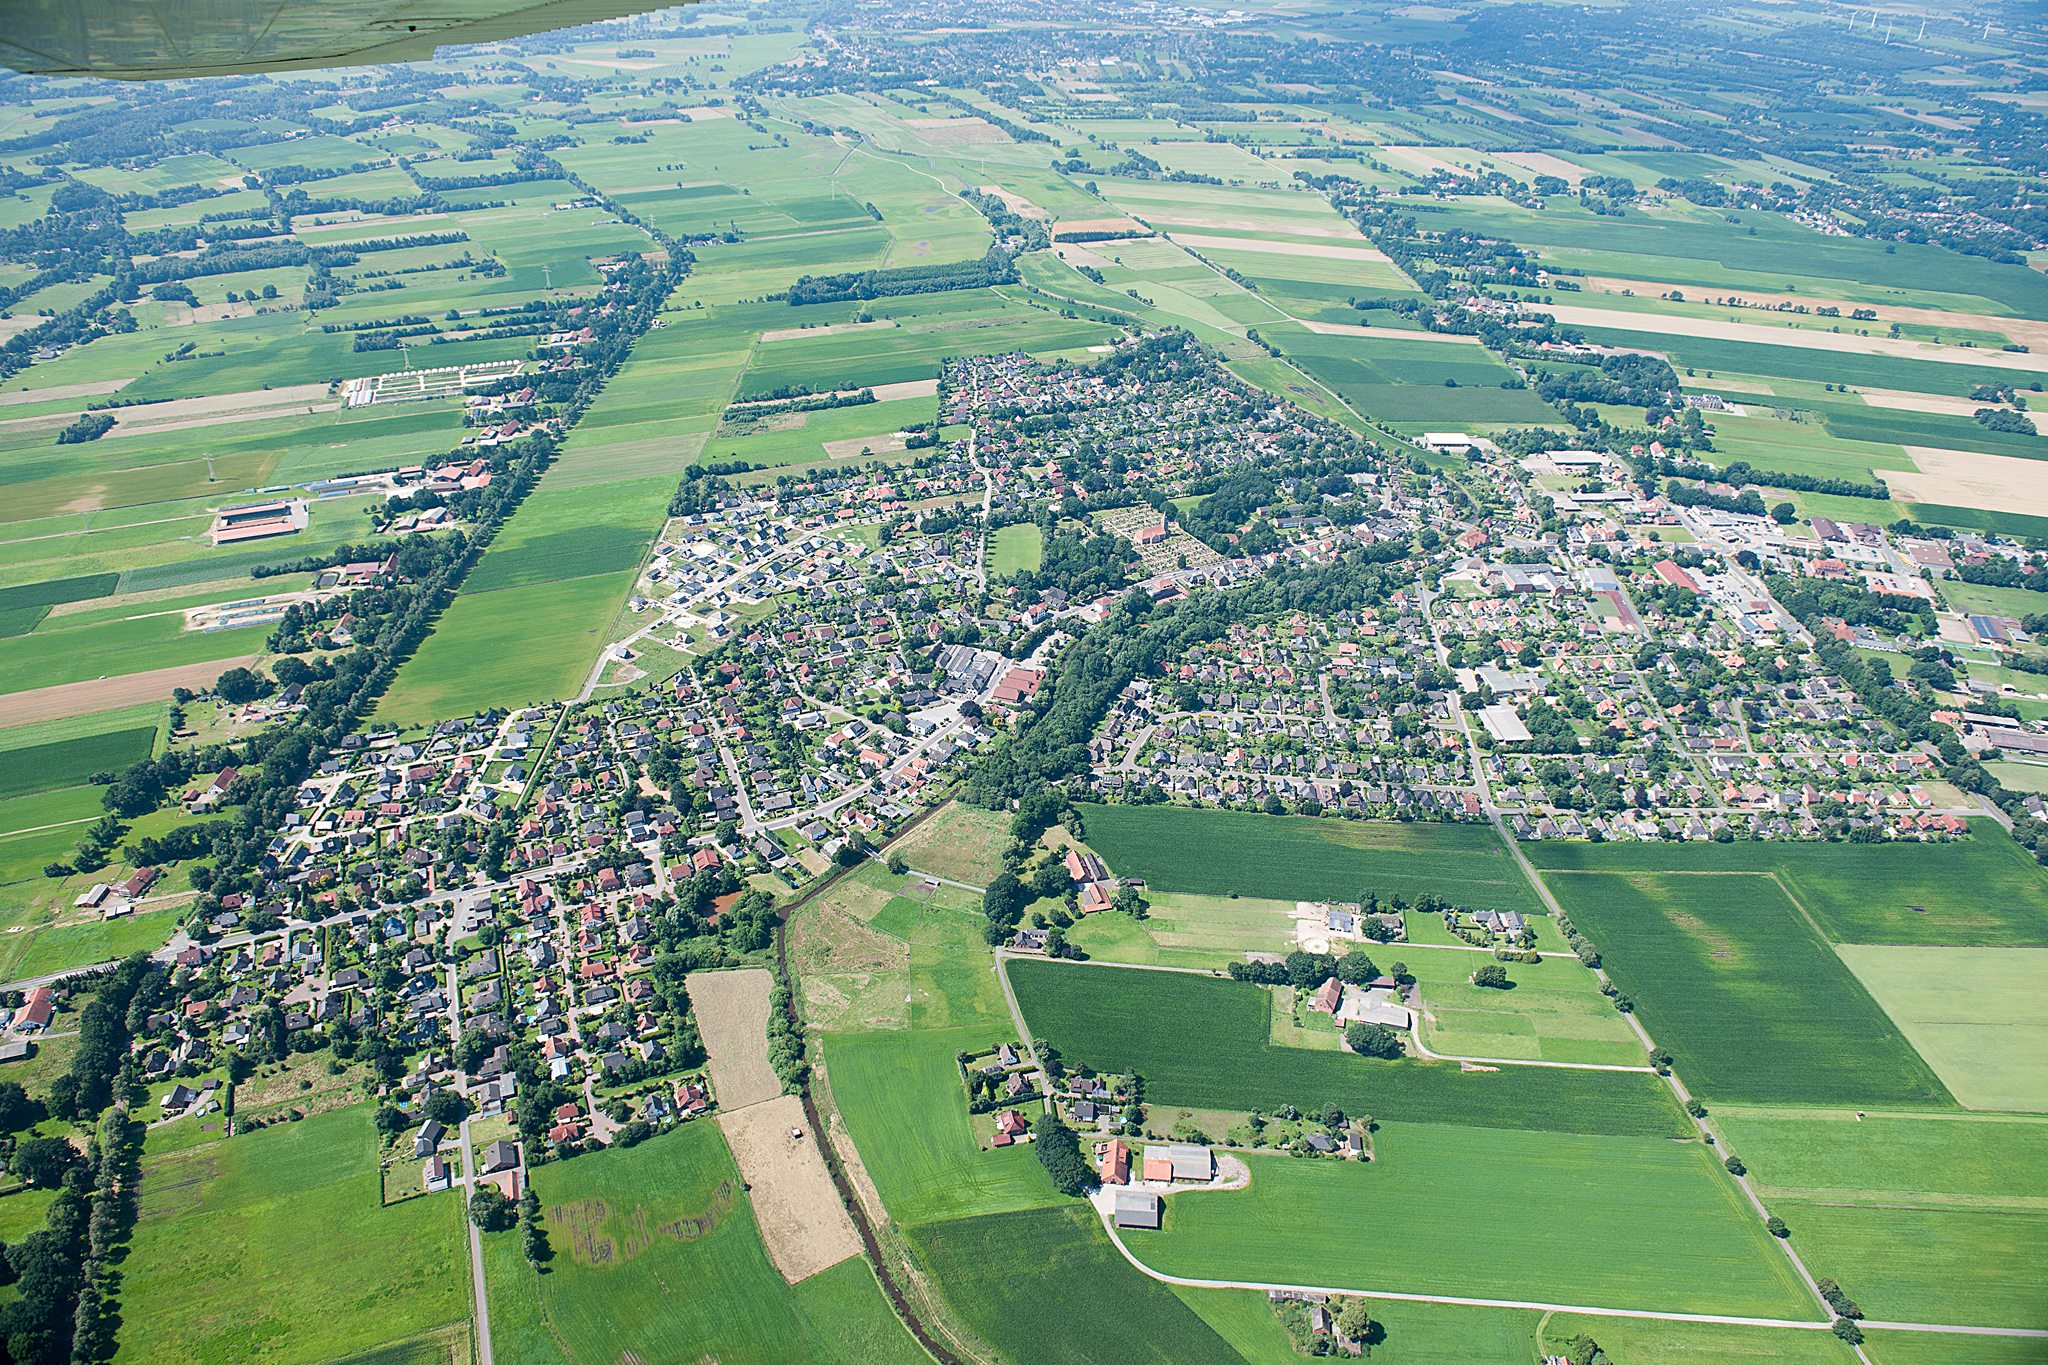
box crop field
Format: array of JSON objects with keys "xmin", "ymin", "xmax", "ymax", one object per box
[
  {"xmin": 1267, "ymin": 322, "xmax": 1556, "ymax": 424},
  {"xmin": 0, "ymin": 721, "xmax": 155, "ymax": 799},
  {"xmin": 1006, "ymin": 959, "xmax": 1684, "ymax": 1137},
  {"xmin": 1076, "ymin": 804, "xmax": 1542, "ymax": 912},
  {"xmin": 1776, "ymin": 1200, "xmax": 2048, "ymax": 1329},
  {"xmin": 1835, "ymin": 945, "xmax": 2048, "ymax": 1112},
  {"xmin": 1539, "ymin": 1316, "xmax": 1857, "ymax": 1365},
  {"xmin": 1538, "ymin": 870, "xmax": 1952, "ymax": 1107},
  {"xmin": 116, "ymin": 1106, "xmax": 470, "ymax": 1365},
  {"xmin": 1523, "ymin": 830, "xmax": 2048, "ymax": 947},
  {"xmin": 1138, "ymin": 1131, "xmax": 1811, "ymax": 1318},
  {"xmin": 484, "ymin": 1122, "xmax": 921, "ymax": 1365},
  {"xmin": 908, "ymin": 1205, "xmax": 1247, "ymax": 1365}
]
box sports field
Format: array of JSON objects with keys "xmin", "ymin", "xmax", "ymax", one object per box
[
  {"xmin": 1006, "ymin": 959, "xmax": 1684, "ymax": 1137},
  {"xmin": 1136, "ymin": 1131, "xmax": 1812, "ymax": 1318},
  {"xmin": 1077, "ymin": 804, "xmax": 1541, "ymax": 912},
  {"xmin": 116, "ymin": 1105, "xmax": 471, "ymax": 1365},
  {"xmin": 1539, "ymin": 870, "xmax": 1953, "ymax": 1108}
]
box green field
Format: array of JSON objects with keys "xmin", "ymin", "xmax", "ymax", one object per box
[
  {"xmin": 1401, "ymin": 943, "xmax": 1646, "ymax": 1066},
  {"xmin": 116, "ymin": 1105, "xmax": 471, "ymax": 1365},
  {"xmin": 1523, "ymin": 829, "xmax": 2048, "ymax": 947},
  {"xmin": 1006, "ymin": 959, "xmax": 1684, "ymax": 1137},
  {"xmin": 990, "ymin": 522, "xmax": 1044, "ymax": 576},
  {"xmin": 1835, "ymin": 945, "xmax": 2048, "ymax": 1112},
  {"xmin": 483, "ymin": 1121, "xmax": 921, "ymax": 1365},
  {"xmin": 1078, "ymin": 805, "xmax": 1541, "ymax": 912},
  {"xmin": 908, "ymin": 1205, "xmax": 1247, "ymax": 1364},
  {"xmin": 0, "ymin": 723, "xmax": 156, "ymax": 800},
  {"xmin": 1137, "ymin": 1130, "xmax": 1812, "ymax": 1318},
  {"xmin": 1540, "ymin": 871, "xmax": 1952, "ymax": 1108},
  {"xmin": 823, "ymin": 1025, "xmax": 1066, "ymax": 1229}
]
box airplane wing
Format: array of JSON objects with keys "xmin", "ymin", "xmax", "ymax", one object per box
[{"xmin": 0, "ymin": 0, "xmax": 676, "ymax": 79}]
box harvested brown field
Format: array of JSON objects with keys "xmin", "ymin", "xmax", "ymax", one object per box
[
  {"xmin": 1581, "ymin": 276, "xmax": 2048, "ymax": 352},
  {"xmin": 1494, "ymin": 150, "xmax": 1586, "ymax": 183},
  {"xmin": 823, "ymin": 432, "xmax": 907, "ymax": 459},
  {"xmin": 689, "ymin": 967, "xmax": 782, "ymax": 1110},
  {"xmin": 0, "ymin": 379, "xmax": 129, "ymax": 406},
  {"xmin": 718, "ymin": 1094, "xmax": 862, "ymax": 1283},
  {"xmin": 977, "ymin": 185, "xmax": 1048, "ymax": 220},
  {"xmin": 1299, "ymin": 319, "xmax": 1483, "ymax": 344},
  {"xmin": 2, "ymin": 656, "xmax": 260, "ymax": 725},
  {"xmin": 1886, "ymin": 447, "xmax": 2048, "ymax": 518},
  {"xmin": 1053, "ymin": 216, "xmax": 1151, "ymax": 238},
  {"xmin": 758, "ymin": 319, "xmax": 897, "ymax": 344}
]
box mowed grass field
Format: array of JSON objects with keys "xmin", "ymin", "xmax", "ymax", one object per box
[
  {"xmin": 1136, "ymin": 1131, "xmax": 1812, "ymax": 1318},
  {"xmin": 482, "ymin": 1121, "xmax": 922, "ymax": 1365},
  {"xmin": 1540, "ymin": 871, "xmax": 1953, "ymax": 1108},
  {"xmin": 1077, "ymin": 804, "xmax": 1541, "ymax": 912},
  {"xmin": 1524, "ymin": 829, "xmax": 2048, "ymax": 946},
  {"xmin": 1006, "ymin": 960, "xmax": 1684, "ymax": 1137},
  {"xmin": 116, "ymin": 1105, "xmax": 471, "ymax": 1365},
  {"xmin": 907, "ymin": 1205, "xmax": 1247, "ymax": 1365},
  {"xmin": 1835, "ymin": 945, "xmax": 2048, "ymax": 1112},
  {"xmin": 1402, "ymin": 944, "xmax": 1646, "ymax": 1066}
]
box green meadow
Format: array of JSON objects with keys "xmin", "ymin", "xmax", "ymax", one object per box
[{"xmin": 1077, "ymin": 803, "xmax": 1543, "ymax": 912}]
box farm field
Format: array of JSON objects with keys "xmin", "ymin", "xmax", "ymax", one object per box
[
  {"xmin": 1538, "ymin": 870, "xmax": 1953, "ymax": 1108},
  {"xmin": 1523, "ymin": 824, "xmax": 2048, "ymax": 947},
  {"xmin": 1077, "ymin": 804, "xmax": 1542, "ymax": 912},
  {"xmin": 483, "ymin": 1121, "xmax": 922, "ymax": 1365},
  {"xmin": 907, "ymin": 1204, "xmax": 1247, "ymax": 1365},
  {"xmin": 115, "ymin": 1105, "xmax": 471, "ymax": 1365},
  {"xmin": 1006, "ymin": 959, "xmax": 1685, "ymax": 1137},
  {"xmin": 1835, "ymin": 945, "xmax": 2048, "ymax": 1112},
  {"xmin": 1136, "ymin": 1131, "xmax": 1812, "ymax": 1318},
  {"xmin": 887, "ymin": 799, "xmax": 1011, "ymax": 887}
]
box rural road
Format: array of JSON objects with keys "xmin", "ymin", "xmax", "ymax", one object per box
[{"xmin": 446, "ymin": 962, "xmax": 495, "ymax": 1365}]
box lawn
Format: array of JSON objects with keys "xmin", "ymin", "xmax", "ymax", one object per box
[
  {"xmin": 1523, "ymin": 829, "xmax": 2048, "ymax": 947},
  {"xmin": 1540, "ymin": 871, "xmax": 1952, "ymax": 1108},
  {"xmin": 483, "ymin": 1121, "xmax": 922, "ymax": 1365},
  {"xmin": 822, "ymin": 1025, "xmax": 1065, "ymax": 1229},
  {"xmin": 1137, "ymin": 1130, "xmax": 1813, "ymax": 1319},
  {"xmin": 1063, "ymin": 890, "xmax": 1301, "ymax": 968},
  {"xmin": 1006, "ymin": 959, "xmax": 1685, "ymax": 1138},
  {"xmin": 1077, "ymin": 805, "xmax": 1541, "ymax": 913},
  {"xmin": 908, "ymin": 1204, "xmax": 1247, "ymax": 1364},
  {"xmin": 1835, "ymin": 945, "xmax": 2048, "ymax": 1112},
  {"xmin": 115, "ymin": 1104, "xmax": 471, "ymax": 1365}
]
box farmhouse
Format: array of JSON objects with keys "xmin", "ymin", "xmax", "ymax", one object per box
[
  {"xmin": 1142, "ymin": 1143, "xmax": 1214, "ymax": 1183},
  {"xmin": 12, "ymin": 988, "xmax": 53, "ymax": 1033}
]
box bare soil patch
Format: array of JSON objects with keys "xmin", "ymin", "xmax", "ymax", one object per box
[
  {"xmin": 2, "ymin": 655, "xmax": 260, "ymax": 725},
  {"xmin": 976, "ymin": 186, "xmax": 1047, "ymax": 220},
  {"xmin": 824, "ymin": 432, "xmax": 907, "ymax": 459},
  {"xmin": 1581, "ymin": 276, "xmax": 2048, "ymax": 352},
  {"xmin": 1299, "ymin": 320, "xmax": 1483, "ymax": 344},
  {"xmin": 688, "ymin": 967, "xmax": 782, "ymax": 1110},
  {"xmin": 0, "ymin": 379, "xmax": 129, "ymax": 407},
  {"xmin": 1855, "ymin": 388, "xmax": 2008, "ymax": 419},
  {"xmin": 1054, "ymin": 216, "xmax": 1151, "ymax": 238},
  {"xmin": 719, "ymin": 1094, "xmax": 862, "ymax": 1283},
  {"xmin": 1494, "ymin": 150, "xmax": 1585, "ymax": 184},
  {"xmin": 1130, "ymin": 209, "xmax": 1361, "ymax": 240},
  {"xmin": 759, "ymin": 319, "xmax": 897, "ymax": 344}
]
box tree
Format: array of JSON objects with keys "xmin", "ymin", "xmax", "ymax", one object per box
[
  {"xmin": 213, "ymin": 666, "xmax": 268, "ymax": 704},
  {"xmin": 424, "ymin": 1090, "xmax": 468, "ymax": 1126},
  {"xmin": 0, "ymin": 1081, "xmax": 35, "ymax": 1133},
  {"xmin": 1032, "ymin": 1113, "xmax": 1094, "ymax": 1196},
  {"xmin": 1770, "ymin": 501, "xmax": 1796, "ymax": 524},
  {"xmin": 469, "ymin": 1185, "xmax": 515, "ymax": 1231},
  {"xmin": 1335, "ymin": 949, "xmax": 1379, "ymax": 985},
  {"xmin": 9, "ymin": 1137, "xmax": 76, "ymax": 1189},
  {"xmin": 1334, "ymin": 1297, "xmax": 1377, "ymax": 1345},
  {"xmin": 1344, "ymin": 1022, "xmax": 1404, "ymax": 1059},
  {"xmin": 1111, "ymin": 883, "xmax": 1148, "ymax": 919},
  {"xmin": 1470, "ymin": 963, "xmax": 1511, "ymax": 989},
  {"xmin": 1765, "ymin": 1216, "xmax": 1789, "ymax": 1238},
  {"xmin": 372, "ymin": 1103, "xmax": 409, "ymax": 1139},
  {"xmin": 1832, "ymin": 1319, "xmax": 1863, "ymax": 1346}
]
